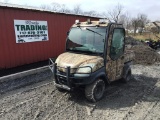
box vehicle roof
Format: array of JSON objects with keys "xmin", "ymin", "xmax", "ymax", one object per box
[{"xmin": 72, "ymin": 21, "xmax": 109, "ymax": 27}]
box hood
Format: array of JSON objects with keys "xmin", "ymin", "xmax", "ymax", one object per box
[{"xmin": 55, "ymin": 52, "xmax": 104, "ymax": 73}]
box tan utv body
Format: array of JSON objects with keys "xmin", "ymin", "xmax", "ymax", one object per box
[{"xmin": 49, "ymin": 19, "xmax": 134, "ymax": 102}]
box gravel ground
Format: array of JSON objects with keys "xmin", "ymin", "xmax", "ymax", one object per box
[{"xmin": 0, "ymin": 63, "xmax": 160, "ymax": 120}]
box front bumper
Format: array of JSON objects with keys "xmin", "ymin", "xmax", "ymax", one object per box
[{"xmin": 49, "ymin": 59, "xmax": 94, "ymax": 91}]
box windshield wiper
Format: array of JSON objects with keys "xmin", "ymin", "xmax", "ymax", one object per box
[
  {"xmin": 77, "ymin": 26, "xmax": 82, "ymax": 30},
  {"xmin": 67, "ymin": 47, "xmax": 103, "ymax": 55},
  {"xmin": 67, "ymin": 48, "xmax": 82, "ymax": 52},
  {"xmin": 85, "ymin": 50, "xmax": 104, "ymax": 56},
  {"xmin": 85, "ymin": 28, "xmax": 103, "ymax": 36}
]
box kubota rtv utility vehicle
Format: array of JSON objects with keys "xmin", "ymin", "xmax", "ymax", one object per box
[{"xmin": 49, "ymin": 19, "xmax": 134, "ymax": 102}]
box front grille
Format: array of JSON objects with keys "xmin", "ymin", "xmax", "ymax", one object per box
[
  {"xmin": 57, "ymin": 70, "xmax": 74, "ymax": 77},
  {"xmin": 57, "ymin": 67, "xmax": 77, "ymax": 74},
  {"xmin": 57, "ymin": 70, "xmax": 66, "ymax": 75},
  {"xmin": 57, "ymin": 76, "xmax": 67, "ymax": 85}
]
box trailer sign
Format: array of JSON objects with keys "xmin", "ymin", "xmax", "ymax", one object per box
[{"xmin": 14, "ymin": 20, "xmax": 49, "ymax": 43}]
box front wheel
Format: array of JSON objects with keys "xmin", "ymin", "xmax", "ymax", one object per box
[{"xmin": 85, "ymin": 79, "xmax": 105, "ymax": 102}]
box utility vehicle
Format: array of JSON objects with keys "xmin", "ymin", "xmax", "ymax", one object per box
[{"xmin": 49, "ymin": 19, "xmax": 134, "ymax": 102}]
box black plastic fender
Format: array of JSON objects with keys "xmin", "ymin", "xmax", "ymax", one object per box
[
  {"xmin": 123, "ymin": 61, "xmax": 132, "ymax": 79},
  {"xmin": 89, "ymin": 67, "xmax": 110, "ymax": 85}
]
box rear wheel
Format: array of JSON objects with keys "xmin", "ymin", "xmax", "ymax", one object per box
[
  {"xmin": 85, "ymin": 79, "xmax": 105, "ymax": 102},
  {"xmin": 122, "ymin": 69, "xmax": 131, "ymax": 83}
]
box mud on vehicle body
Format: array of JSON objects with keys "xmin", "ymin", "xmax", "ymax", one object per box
[{"xmin": 49, "ymin": 19, "xmax": 134, "ymax": 102}]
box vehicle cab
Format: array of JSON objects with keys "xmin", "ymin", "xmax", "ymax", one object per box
[{"xmin": 49, "ymin": 19, "xmax": 132, "ymax": 102}]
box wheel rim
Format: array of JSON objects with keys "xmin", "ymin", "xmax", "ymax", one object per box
[{"xmin": 94, "ymin": 83, "xmax": 104, "ymax": 99}]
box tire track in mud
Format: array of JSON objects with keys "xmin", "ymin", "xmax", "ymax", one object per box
[
  {"xmin": 143, "ymin": 102, "xmax": 160, "ymax": 120},
  {"xmin": 0, "ymin": 64, "xmax": 160, "ymax": 120},
  {"xmin": 122, "ymin": 65, "xmax": 160, "ymax": 120},
  {"xmin": 0, "ymin": 80, "xmax": 88, "ymax": 120},
  {"xmin": 0, "ymin": 81, "xmax": 58, "ymax": 119},
  {"xmin": 47, "ymin": 89, "xmax": 89, "ymax": 120},
  {"xmin": 123, "ymin": 81, "xmax": 160, "ymax": 120},
  {"xmin": 0, "ymin": 81, "xmax": 54, "ymax": 115},
  {"xmin": 81, "ymin": 84, "xmax": 128, "ymax": 120},
  {"xmin": 0, "ymin": 78, "xmax": 152, "ymax": 120},
  {"xmin": 123, "ymin": 86, "xmax": 157, "ymax": 120},
  {"xmin": 86, "ymin": 74, "xmax": 159, "ymax": 120}
]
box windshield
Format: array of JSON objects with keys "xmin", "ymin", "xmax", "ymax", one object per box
[{"xmin": 66, "ymin": 27, "xmax": 107, "ymax": 54}]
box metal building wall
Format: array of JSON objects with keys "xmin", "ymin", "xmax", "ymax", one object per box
[{"xmin": 0, "ymin": 6, "xmax": 99, "ymax": 69}]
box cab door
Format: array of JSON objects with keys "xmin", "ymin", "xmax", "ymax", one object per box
[{"xmin": 106, "ymin": 27, "xmax": 125, "ymax": 81}]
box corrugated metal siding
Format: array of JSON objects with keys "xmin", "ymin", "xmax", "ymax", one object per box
[{"xmin": 0, "ymin": 7, "xmax": 99, "ymax": 69}]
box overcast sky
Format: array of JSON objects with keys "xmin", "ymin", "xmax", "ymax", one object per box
[{"xmin": 4, "ymin": 0, "xmax": 160, "ymax": 21}]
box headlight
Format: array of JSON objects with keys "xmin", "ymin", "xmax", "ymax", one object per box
[{"xmin": 76, "ymin": 63, "xmax": 96, "ymax": 73}]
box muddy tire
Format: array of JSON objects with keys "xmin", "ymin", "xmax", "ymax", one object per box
[
  {"xmin": 122, "ymin": 69, "xmax": 131, "ymax": 83},
  {"xmin": 85, "ymin": 79, "xmax": 105, "ymax": 102}
]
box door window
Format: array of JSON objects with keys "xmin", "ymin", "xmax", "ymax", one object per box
[{"xmin": 110, "ymin": 28, "xmax": 125, "ymax": 60}]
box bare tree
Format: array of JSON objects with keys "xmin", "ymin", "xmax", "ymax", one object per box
[
  {"xmin": 151, "ymin": 27, "xmax": 159, "ymax": 34},
  {"xmin": 108, "ymin": 3, "xmax": 124, "ymax": 23},
  {"xmin": 83, "ymin": 10, "xmax": 100, "ymax": 17},
  {"xmin": 40, "ymin": 3, "xmax": 71, "ymax": 13},
  {"xmin": 138, "ymin": 14, "xmax": 149, "ymax": 28},
  {"xmin": 131, "ymin": 13, "xmax": 150, "ymax": 35},
  {"xmin": 51, "ymin": 2, "xmax": 61, "ymax": 12},
  {"xmin": 59, "ymin": 4, "xmax": 71, "ymax": 13},
  {"xmin": 64, "ymin": 9, "xmax": 72, "ymax": 14},
  {"xmin": 72, "ymin": 4, "xmax": 82, "ymax": 15},
  {"xmin": 131, "ymin": 17, "xmax": 140, "ymax": 35},
  {"xmin": 119, "ymin": 14, "xmax": 126, "ymax": 25},
  {"xmin": 119, "ymin": 12, "xmax": 132, "ymax": 30},
  {"xmin": 125, "ymin": 12, "xmax": 132, "ymax": 30},
  {"xmin": 59, "ymin": 4, "xmax": 67, "ymax": 12},
  {"xmin": 40, "ymin": 4, "xmax": 52, "ymax": 10}
]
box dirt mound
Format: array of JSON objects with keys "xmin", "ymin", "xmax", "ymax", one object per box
[
  {"xmin": 125, "ymin": 36, "xmax": 143, "ymax": 45},
  {"xmin": 125, "ymin": 36, "xmax": 160, "ymax": 65},
  {"xmin": 131, "ymin": 45, "xmax": 160, "ymax": 65}
]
